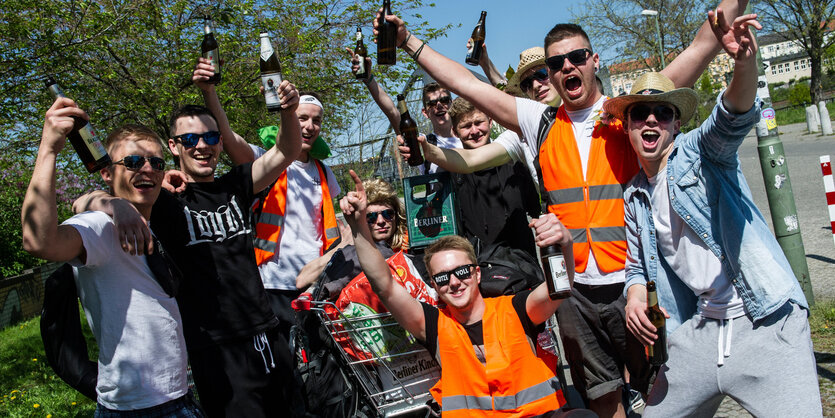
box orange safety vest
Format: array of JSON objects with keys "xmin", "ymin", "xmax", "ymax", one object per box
[
  {"xmin": 431, "ymin": 296, "xmax": 565, "ymax": 417},
  {"xmin": 253, "ymin": 160, "xmax": 339, "ymax": 266},
  {"xmin": 538, "ymin": 107, "xmax": 640, "ymax": 273}
]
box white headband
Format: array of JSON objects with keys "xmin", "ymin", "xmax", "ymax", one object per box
[{"xmin": 299, "ymin": 95, "xmax": 324, "ymax": 111}]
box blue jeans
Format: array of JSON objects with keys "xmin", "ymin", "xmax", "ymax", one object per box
[{"xmin": 95, "ymin": 394, "xmax": 203, "ymax": 418}]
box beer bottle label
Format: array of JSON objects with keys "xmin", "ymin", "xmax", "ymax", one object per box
[
  {"xmin": 547, "ymin": 255, "xmax": 570, "ymax": 292},
  {"xmin": 203, "ymin": 48, "xmax": 220, "ymax": 71},
  {"xmin": 262, "ymin": 73, "xmax": 283, "ymax": 106},
  {"xmin": 261, "ymin": 45, "xmax": 274, "ymax": 63},
  {"xmin": 466, "ymin": 44, "xmax": 475, "ymax": 57},
  {"xmin": 79, "ymin": 122, "xmax": 108, "ymax": 160},
  {"xmin": 355, "ymin": 54, "xmax": 367, "ymax": 76}
]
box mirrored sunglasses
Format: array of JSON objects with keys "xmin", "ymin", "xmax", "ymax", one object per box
[
  {"xmin": 431, "ymin": 263, "xmax": 476, "ymax": 287},
  {"xmin": 544, "ymin": 48, "xmax": 592, "ymax": 70},
  {"xmin": 628, "ymin": 104, "xmax": 677, "ymax": 123},
  {"xmin": 173, "ymin": 131, "xmax": 221, "ymax": 148},
  {"xmin": 112, "ymin": 155, "xmax": 166, "ymax": 171},
  {"xmin": 520, "ymin": 68, "xmax": 549, "ymax": 92},
  {"xmin": 366, "ymin": 208, "xmax": 395, "ymax": 224},
  {"xmin": 425, "ymin": 95, "xmax": 452, "ymax": 108}
]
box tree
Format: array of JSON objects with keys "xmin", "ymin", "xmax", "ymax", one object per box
[
  {"xmin": 0, "ymin": 0, "xmax": 450, "ymax": 276},
  {"xmin": 570, "ymin": 0, "xmax": 714, "ymax": 71},
  {"xmin": 757, "ymin": 0, "xmax": 835, "ymax": 104}
]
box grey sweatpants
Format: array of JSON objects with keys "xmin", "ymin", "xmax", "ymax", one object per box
[{"xmin": 644, "ymin": 302, "xmax": 821, "ymax": 417}]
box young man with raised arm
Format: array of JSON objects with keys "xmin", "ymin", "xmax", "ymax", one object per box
[
  {"xmin": 374, "ymin": 2, "xmax": 748, "ymax": 416},
  {"xmin": 339, "ymin": 170, "xmax": 592, "ymax": 417},
  {"xmin": 22, "ymin": 100, "xmax": 199, "ymax": 416},
  {"xmin": 607, "ymin": 12, "xmax": 821, "ymax": 416},
  {"xmin": 73, "ymin": 80, "xmax": 304, "ymax": 417}
]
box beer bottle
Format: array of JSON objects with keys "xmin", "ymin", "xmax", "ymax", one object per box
[
  {"xmin": 541, "ymin": 244, "xmax": 571, "ymax": 300},
  {"xmin": 465, "ymin": 11, "xmax": 487, "ymax": 66},
  {"xmin": 646, "ymin": 280, "xmax": 668, "ymax": 365},
  {"xmin": 259, "ymin": 33, "xmax": 283, "ymax": 113},
  {"xmin": 377, "ymin": 0, "xmax": 397, "ymax": 65},
  {"xmin": 44, "ymin": 78, "xmax": 111, "ymax": 173},
  {"xmin": 201, "ymin": 18, "xmax": 221, "ymax": 84},
  {"xmin": 354, "ymin": 27, "xmax": 370, "ymax": 80},
  {"xmin": 397, "ymin": 94, "xmax": 423, "ymax": 166}
]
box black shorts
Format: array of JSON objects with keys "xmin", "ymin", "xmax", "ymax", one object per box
[
  {"xmin": 556, "ymin": 282, "xmax": 651, "ymax": 401},
  {"xmin": 188, "ymin": 327, "xmax": 304, "ymax": 417}
]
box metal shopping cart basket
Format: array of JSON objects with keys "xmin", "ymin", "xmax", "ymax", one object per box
[{"xmin": 291, "ymin": 289, "xmax": 440, "ymax": 418}]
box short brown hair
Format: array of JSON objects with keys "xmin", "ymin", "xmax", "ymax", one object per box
[
  {"xmin": 364, "ymin": 178, "xmax": 408, "ymax": 251},
  {"xmin": 423, "ymin": 235, "xmax": 477, "ymax": 275},
  {"xmin": 447, "ymin": 97, "xmax": 478, "ymax": 131},
  {"xmin": 544, "ymin": 23, "xmax": 592, "ymax": 51},
  {"xmin": 422, "ymin": 82, "xmax": 448, "ymax": 108},
  {"xmin": 105, "ymin": 124, "xmax": 164, "ymax": 155}
]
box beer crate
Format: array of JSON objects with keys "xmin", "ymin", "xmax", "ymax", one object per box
[{"xmin": 403, "ymin": 172, "xmax": 459, "ymax": 249}]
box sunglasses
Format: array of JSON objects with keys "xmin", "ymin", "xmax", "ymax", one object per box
[
  {"xmin": 431, "ymin": 263, "xmax": 477, "ymax": 287},
  {"xmin": 544, "ymin": 48, "xmax": 592, "ymax": 70},
  {"xmin": 112, "ymin": 155, "xmax": 166, "ymax": 171},
  {"xmin": 366, "ymin": 209, "xmax": 395, "ymax": 224},
  {"xmin": 520, "ymin": 68, "xmax": 549, "ymax": 92},
  {"xmin": 628, "ymin": 104, "xmax": 677, "ymax": 123},
  {"xmin": 173, "ymin": 131, "xmax": 221, "ymax": 148},
  {"xmin": 425, "ymin": 95, "xmax": 452, "ymax": 108}
]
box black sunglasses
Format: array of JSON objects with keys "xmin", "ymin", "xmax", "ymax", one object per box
[
  {"xmin": 520, "ymin": 68, "xmax": 549, "ymax": 92},
  {"xmin": 544, "ymin": 48, "xmax": 592, "ymax": 70},
  {"xmin": 431, "ymin": 263, "xmax": 477, "ymax": 287},
  {"xmin": 366, "ymin": 209, "xmax": 395, "ymax": 224},
  {"xmin": 173, "ymin": 131, "xmax": 221, "ymax": 148},
  {"xmin": 112, "ymin": 155, "xmax": 166, "ymax": 171},
  {"xmin": 425, "ymin": 95, "xmax": 452, "ymax": 108},
  {"xmin": 628, "ymin": 104, "xmax": 677, "ymax": 124}
]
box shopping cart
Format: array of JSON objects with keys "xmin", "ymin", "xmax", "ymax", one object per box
[{"xmin": 291, "ymin": 291, "xmax": 440, "ymax": 418}]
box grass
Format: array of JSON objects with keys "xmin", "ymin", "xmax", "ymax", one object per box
[{"xmin": 775, "ymin": 101, "xmax": 835, "ymax": 126}]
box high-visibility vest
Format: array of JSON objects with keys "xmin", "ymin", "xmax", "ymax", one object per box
[
  {"xmin": 253, "ymin": 160, "xmax": 339, "ymax": 266},
  {"xmin": 537, "ymin": 106, "xmax": 640, "ymax": 273},
  {"xmin": 431, "ymin": 296, "xmax": 565, "ymax": 417}
]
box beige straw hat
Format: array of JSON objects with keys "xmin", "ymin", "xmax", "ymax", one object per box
[
  {"xmin": 507, "ymin": 47, "xmax": 546, "ymax": 91},
  {"xmin": 603, "ymin": 72, "xmax": 699, "ymax": 124}
]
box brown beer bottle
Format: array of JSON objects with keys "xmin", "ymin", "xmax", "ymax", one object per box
[
  {"xmin": 397, "ymin": 94, "xmax": 423, "ymax": 166},
  {"xmin": 259, "ymin": 32, "xmax": 283, "ymax": 113},
  {"xmin": 44, "ymin": 78, "xmax": 111, "ymax": 173},
  {"xmin": 354, "ymin": 27, "xmax": 370, "ymax": 80},
  {"xmin": 465, "ymin": 11, "xmax": 487, "ymax": 66},
  {"xmin": 201, "ymin": 18, "xmax": 221, "ymax": 84},
  {"xmin": 377, "ymin": 0, "xmax": 397, "ymax": 65},
  {"xmin": 646, "ymin": 280, "xmax": 668, "ymax": 365},
  {"xmin": 541, "ymin": 244, "xmax": 571, "ymax": 300}
]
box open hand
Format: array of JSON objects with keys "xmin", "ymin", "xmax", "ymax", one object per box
[{"xmin": 708, "ymin": 9, "xmax": 762, "ymax": 60}]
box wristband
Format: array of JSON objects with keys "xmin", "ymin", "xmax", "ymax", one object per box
[
  {"xmin": 399, "ymin": 32, "xmax": 412, "ymax": 48},
  {"xmin": 410, "ymin": 41, "xmax": 425, "ymax": 62}
]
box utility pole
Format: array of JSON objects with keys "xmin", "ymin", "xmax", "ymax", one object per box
[{"xmin": 750, "ymin": 8, "xmax": 814, "ymax": 304}]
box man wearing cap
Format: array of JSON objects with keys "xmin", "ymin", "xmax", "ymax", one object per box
[
  {"xmin": 374, "ymin": 2, "xmax": 749, "ymax": 416},
  {"xmin": 609, "ymin": 12, "xmax": 820, "ymax": 416},
  {"xmin": 193, "ymin": 64, "xmax": 342, "ymax": 339}
]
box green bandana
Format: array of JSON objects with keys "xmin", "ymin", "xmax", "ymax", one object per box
[{"xmin": 258, "ymin": 125, "xmax": 332, "ymax": 160}]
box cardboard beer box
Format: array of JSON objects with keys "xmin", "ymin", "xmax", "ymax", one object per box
[{"xmin": 403, "ymin": 172, "xmax": 459, "ymax": 249}]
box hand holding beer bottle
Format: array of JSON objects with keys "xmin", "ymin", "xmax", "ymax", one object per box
[{"xmin": 625, "ymin": 280, "xmax": 671, "ymax": 365}]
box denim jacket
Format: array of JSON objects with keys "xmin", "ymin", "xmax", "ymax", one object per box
[{"xmin": 623, "ymin": 92, "xmax": 808, "ymax": 334}]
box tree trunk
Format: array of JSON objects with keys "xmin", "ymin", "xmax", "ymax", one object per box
[{"xmin": 810, "ymin": 55, "xmax": 824, "ymax": 104}]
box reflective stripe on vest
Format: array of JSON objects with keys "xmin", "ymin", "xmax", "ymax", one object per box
[
  {"xmin": 434, "ymin": 297, "xmax": 565, "ymax": 417},
  {"xmin": 253, "ymin": 160, "xmax": 339, "ymax": 265},
  {"xmin": 537, "ymin": 104, "xmax": 639, "ymax": 273}
]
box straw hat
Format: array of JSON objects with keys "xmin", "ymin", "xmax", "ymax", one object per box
[
  {"xmin": 603, "ymin": 72, "xmax": 699, "ymax": 124},
  {"xmin": 507, "ymin": 47, "xmax": 546, "ymax": 91}
]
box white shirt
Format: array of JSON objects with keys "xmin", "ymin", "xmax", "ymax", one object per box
[
  {"xmin": 420, "ymin": 133, "xmax": 462, "ymax": 174},
  {"xmin": 648, "ymin": 172, "xmax": 745, "ymax": 319},
  {"xmin": 65, "ymin": 211, "xmax": 188, "ymax": 410}
]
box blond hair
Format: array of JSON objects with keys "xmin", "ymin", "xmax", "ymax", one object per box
[
  {"xmin": 423, "ymin": 235, "xmax": 476, "ymax": 275},
  {"xmin": 364, "ymin": 178, "xmax": 408, "ymax": 251}
]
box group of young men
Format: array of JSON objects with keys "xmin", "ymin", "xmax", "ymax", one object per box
[{"xmin": 20, "ymin": 0, "xmax": 823, "ymax": 416}]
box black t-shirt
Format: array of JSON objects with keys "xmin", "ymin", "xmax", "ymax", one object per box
[
  {"xmin": 151, "ymin": 163, "xmax": 278, "ymax": 349},
  {"xmin": 420, "ymin": 290, "xmax": 542, "ymax": 359},
  {"xmin": 453, "ymin": 161, "xmax": 541, "ymax": 256}
]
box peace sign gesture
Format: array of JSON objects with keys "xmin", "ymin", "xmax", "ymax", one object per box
[{"xmin": 708, "ymin": 8, "xmax": 762, "ymax": 60}]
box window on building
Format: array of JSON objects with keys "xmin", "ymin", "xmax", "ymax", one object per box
[{"xmin": 795, "ymin": 61, "xmax": 800, "ymax": 71}]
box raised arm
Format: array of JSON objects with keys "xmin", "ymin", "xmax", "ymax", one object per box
[
  {"xmin": 661, "ymin": 0, "xmax": 749, "ymax": 88},
  {"xmin": 251, "ymin": 80, "xmax": 302, "ymax": 194},
  {"xmin": 710, "ymin": 10, "xmax": 760, "ymax": 113},
  {"xmin": 411, "ymin": 139, "xmax": 511, "ymax": 173},
  {"xmin": 373, "ymin": 11, "xmax": 521, "ymax": 134},
  {"xmin": 21, "ymin": 98, "xmax": 88, "ymax": 262},
  {"xmin": 348, "ymin": 47, "xmax": 402, "ymax": 133},
  {"xmin": 296, "ymin": 220, "xmax": 352, "ymax": 290},
  {"xmin": 525, "ymin": 213, "xmax": 575, "ymax": 325},
  {"xmin": 472, "ymin": 40, "xmax": 507, "ymax": 87},
  {"xmin": 341, "ymin": 170, "xmax": 426, "ymax": 340},
  {"xmin": 193, "ymin": 58, "xmax": 255, "ymax": 165}
]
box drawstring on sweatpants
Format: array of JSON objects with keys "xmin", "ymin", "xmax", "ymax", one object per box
[
  {"xmin": 253, "ymin": 332, "xmax": 275, "ymax": 374},
  {"xmin": 716, "ymin": 317, "xmax": 734, "ymax": 366}
]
